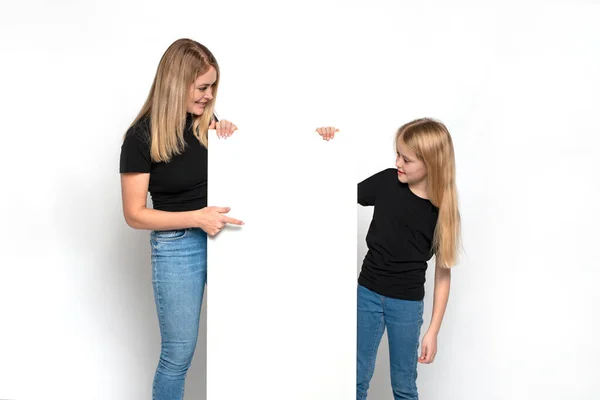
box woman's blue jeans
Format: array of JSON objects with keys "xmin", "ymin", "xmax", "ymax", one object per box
[{"xmin": 150, "ymin": 228, "xmax": 207, "ymax": 400}]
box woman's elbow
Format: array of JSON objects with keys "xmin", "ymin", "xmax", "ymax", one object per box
[{"xmin": 123, "ymin": 209, "xmax": 143, "ymax": 229}]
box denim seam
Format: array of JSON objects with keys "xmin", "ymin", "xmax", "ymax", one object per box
[
  {"xmin": 365, "ymin": 296, "xmax": 385, "ymax": 386},
  {"xmin": 409, "ymin": 303, "xmax": 424, "ymax": 396},
  {"xmin": 410, "ymin": 329, "xmax": 419, "ymax": 391},
  {"xmin": 153, "ymin": 258, "xmax": 170, "ymax": 398}
]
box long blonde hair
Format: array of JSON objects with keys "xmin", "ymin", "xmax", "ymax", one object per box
[
  {"xmin": 396, "ymin": 118, "xmax": 461, "ymax": 268},
  {"xmin": 128, "ymin": 38, "xmax": 219, "ymax": 162}
]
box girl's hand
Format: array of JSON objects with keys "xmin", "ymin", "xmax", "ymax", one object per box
[
  {"xmin": 194, "ymin": 206, "xmax": 244, "ymax": 236},
  {"xmin": 418, "ymin": 330, "xmax": 438, "ymax": 364},
  {"xmin": 210, "ymin": 119, "xmax": 238, "ymax": 139},
  {"xmin": 316, "ymin": 126, "xmax": 339, "ymax": 141}
]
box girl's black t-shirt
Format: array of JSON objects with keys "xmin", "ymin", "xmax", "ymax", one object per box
[
  {"xmin": 119, "ymin": 113, "xmax": 212, "ymax": 212},
  {"xmin": 358, "ymin": 168, "xmax": 439, "ymax": 301}
]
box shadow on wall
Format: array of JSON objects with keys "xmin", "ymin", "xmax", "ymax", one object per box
[{"xmin": 51, "ymin": 171, "xmax": 208, "ymax": 399}]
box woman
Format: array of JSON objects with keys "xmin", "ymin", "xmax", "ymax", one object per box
[{"xmin": 119, "ymin": 38, "xmax": 243, "ymax": 400}]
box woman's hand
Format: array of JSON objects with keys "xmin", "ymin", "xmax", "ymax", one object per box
[
  {"xmin": 194, "ymin": 206, "xmax": 244, "ymax": 236},
  {"xmin": 316, "ymin": 126, "xmax": 339, "ymax": 141},
  {"xmin": 418, "ymin": 330, "xmax": 438, "ymax": 364},
  {"xmin": 210, "ymin": 119, "xmax": 238, "ymax": 139}
]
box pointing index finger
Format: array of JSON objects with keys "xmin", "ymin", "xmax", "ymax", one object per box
[{"xmin": 223, "ymin": 216, "xmax": 244, "ymax": 225}]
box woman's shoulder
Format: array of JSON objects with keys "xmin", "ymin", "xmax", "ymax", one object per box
[
  {"xmin": 125, "ymin": 115, "xmax": 151, "ymax": 142},
  {"xmin": 121, "ymin": 115, "xmax": 152, "ymax": 158}
]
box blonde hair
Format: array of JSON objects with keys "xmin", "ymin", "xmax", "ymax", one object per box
[
  {"xmin": 396, "ymin": 118, "xmax": 461, "ymax": 268},
  {"xmin": 128, "ymin": 38, "xmax": 219, "ymax": 162}
]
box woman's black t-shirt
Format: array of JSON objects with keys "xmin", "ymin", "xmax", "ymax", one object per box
[
  {"xmin": 119, "ymin": 113, "xmax": 212, "ymax": 212},
  {"xmin": 358, "ymin": 168, "xmax": 439, "ymax": 301}
]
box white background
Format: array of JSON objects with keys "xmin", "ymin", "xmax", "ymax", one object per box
[{"xmin": 1, "ymin": 1, "xmax": 599, "ymax": 400}]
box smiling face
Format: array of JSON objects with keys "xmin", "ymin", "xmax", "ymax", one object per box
[
  {"xmin": 395, "ymin": 138, "xmax": 428, "ymax": 187},
  {"xmin": 187, "ymin": 66, "xmax": 217, "ymax": 115}
]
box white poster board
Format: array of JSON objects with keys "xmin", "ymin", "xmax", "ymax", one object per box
[{"xmin": 207, "ymin": 129, "xmax": 356, "ymax": 399}]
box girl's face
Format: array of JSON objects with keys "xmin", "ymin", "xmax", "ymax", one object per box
[
  {"xmin": 396, "ymin": 139, "xmax": 428, "ymax": 186},
  {"xmin": 187, "ymin": 66, "xmax": 217, "ymax": 115}
]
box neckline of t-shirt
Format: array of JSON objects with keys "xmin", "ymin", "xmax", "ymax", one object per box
[{"xmin": 402, "ymin": 182, "xmax": 431, "ymax": 202}]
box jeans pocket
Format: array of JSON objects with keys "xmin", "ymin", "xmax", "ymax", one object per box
[{"xmin": 152, "ymin": 229, "xmax": 187, "ymax": 241}]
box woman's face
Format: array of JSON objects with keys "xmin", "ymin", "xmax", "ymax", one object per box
[{"xmin": 187, "ymin": 66, "xmax": 217, "ymax": 115}]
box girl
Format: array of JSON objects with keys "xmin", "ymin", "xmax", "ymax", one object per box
[
  {"xmin": 119, "ymin": 38, "xmax": 243, "ymax": 400},
  {"xmin": 317, "ymin": 119, "xmax": 460, "ymax": 400}
]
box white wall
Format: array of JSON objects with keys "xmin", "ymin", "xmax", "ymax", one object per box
[
  {"xmin": 0, "ymin": 1, "xmax": 599, "ymax": 399},
  {"xmin": 354, "ymin": 5, "xmax": 600, "ymax": 400}
]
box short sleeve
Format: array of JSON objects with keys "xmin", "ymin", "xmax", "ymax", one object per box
[
  {"xmin": 119, "ymin": 121, "xmax": 151, "ymax": 173},
  {"xmin": 358, "ymin": 169, "xmax": 392, "ymax": 206}
]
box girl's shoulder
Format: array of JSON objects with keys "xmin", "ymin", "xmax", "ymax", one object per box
[{"xmin": 370, "ymin": 167, "xmax": 397, "ymax": 181}]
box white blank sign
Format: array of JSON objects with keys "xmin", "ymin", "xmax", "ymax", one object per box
[{"xmin": 207, "ymin": 129, "xmax": 356, "ymax": 399}]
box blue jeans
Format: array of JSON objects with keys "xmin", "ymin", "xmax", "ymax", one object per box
[
  {"xmin": 150, "ymin": 228, "xmax": 207, "ymax": 400},
  {"xmin": 357, "ymin": 285, "xmax": 424, "ymax": 400}
]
